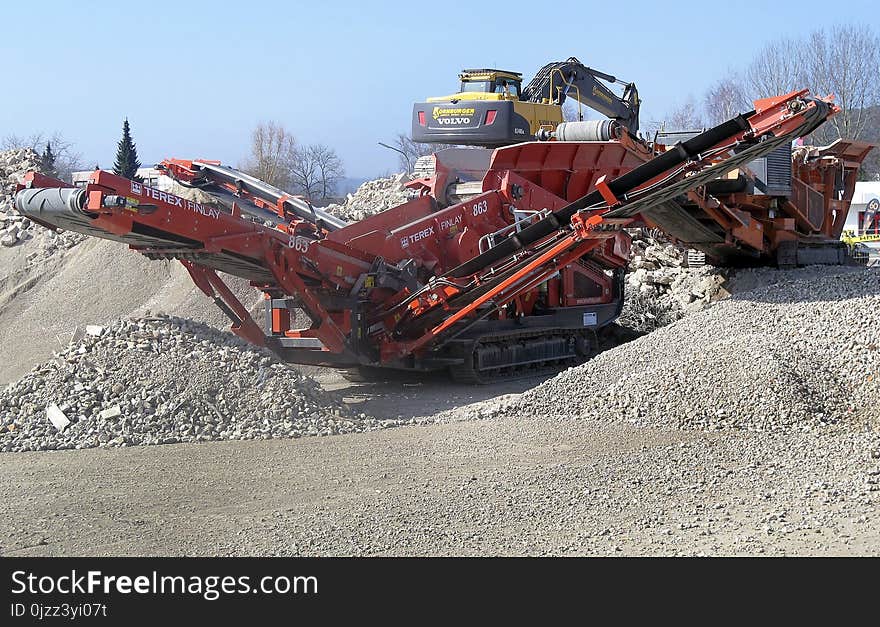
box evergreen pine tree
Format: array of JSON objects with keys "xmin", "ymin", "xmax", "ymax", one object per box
[
  {"xmin": 113, "ymin": 118, "xmax": 142, "ymax": 180},
  {"xmin": 41, "ymin": 142, "xmax": 57, "ymax": 177}
]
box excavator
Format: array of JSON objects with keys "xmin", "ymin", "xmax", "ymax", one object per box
[
  {"xmin": 14, "ymin": 87, "xmax": 873, "ymax": 382},
  {"xmin": 412, "ymin": 57, "xmax": 640, "ymax": 147}
]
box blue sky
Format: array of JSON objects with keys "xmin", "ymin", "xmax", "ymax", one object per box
[{"xmin": 2, "ymin": 0, "xmax": 875, "ymax": 177}]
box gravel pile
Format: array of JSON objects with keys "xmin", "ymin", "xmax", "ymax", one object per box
[
  {"xmin": 1, "ymin": 148, "xmax": 42, "ymax": 189},
  {"xmin": 0, "ymin": 315, "xmax": 394, "ymax": 452},
  {"xmin": 324, "ymin": 173, "xmax": 413, "ymax": 221},
  {"xmin": 0, "ymin": 147, "xmax": 85, "ymax": 255},
  {"xmin": 515, "ymin": 269, "xmax": 880, "ymax": 433},
  {"xmin": 618, "ymin": 232, "xmax": 727, "ymax": 332}
]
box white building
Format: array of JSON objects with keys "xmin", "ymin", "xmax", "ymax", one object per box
[
  {"xmin": 71, "ymin": 166, "xmax": 173, "ymax": 191},
  {"xmin": 845, "ymin": 181, "xmax": 880, "ymax": 233}
]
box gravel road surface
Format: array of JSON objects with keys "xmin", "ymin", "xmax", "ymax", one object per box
[{"xmin": 2, "ymin": 400, "xmax": 877, "ymax": 556}]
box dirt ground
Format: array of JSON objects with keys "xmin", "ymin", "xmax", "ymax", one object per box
[{"xmin": 2, "ymin": 372, "xmax": 877, "ymax": 557}]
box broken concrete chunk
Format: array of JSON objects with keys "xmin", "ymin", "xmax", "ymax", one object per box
[
  {"xmin": 46, "ymin": 404, "xmax": 70, "ymax": 432},
  {"xmin": 99, "ymin": 405, "xmax": 122, "ymax": 420},
  {"xmin": 85, "ymin": 325, "xmax": 105, "ymax": 337},
  {"xmin": 323, "ymin": 173, "xmax": 413, "ymax": 222}
]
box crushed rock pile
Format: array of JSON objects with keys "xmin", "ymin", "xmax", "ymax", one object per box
[
  {"xmin": 324, "ymin": 173, "xmax": 413, "ymax": 221},
  {"xmin": 1, "ymin": 148, "xmax": 42, "ymax": 189},
  {"xmin": 0, "ymin": 315, "xmax": 394, "ymax": 452},
  {"xmin": 0, "ymin": 147, "xmax": 85, "ymax": 256},
  {"xmin": 618, "ymin": 232, "xmax": 727, "ymax": 333},
  {"xmin": 515, "ymin": 269, "xmax": 880, "ymax": 433}
]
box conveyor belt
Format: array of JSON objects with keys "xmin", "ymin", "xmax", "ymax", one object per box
[
  {"xmin": 639, "ymin": 200, "xmax": 725, "ymax": 245},
  {"xmin": 15, "ymin": 186, "xmax": 200, "ymax": 249},
  {"xmin": 448, "ymin": 98, "xmax": 830, "ymax": 278},
  {"xmin": 141, "ymin": 250, "xmax": 277, "ymax": 283},
  {"xmin": 15, "ymin": 186, "xmax": 277, "ymax": 284},
  {"xmin": 188, "ymin": 161, "xmax": 349, "ymax": 231}
]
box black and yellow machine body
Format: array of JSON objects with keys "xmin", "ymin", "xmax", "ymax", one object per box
[{"xmin": 412, "ymin": 69, "xmax": 562, "ymax": 147}]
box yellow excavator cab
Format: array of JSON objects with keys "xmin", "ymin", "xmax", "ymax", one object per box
[{"xmin": 426, "ymin": 69, "xmax": 524, "ymax": 103}]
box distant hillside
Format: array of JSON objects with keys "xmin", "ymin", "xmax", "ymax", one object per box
[{"xmin": 338, "ymin": 176, "xmax": 369, "ymax": 196}]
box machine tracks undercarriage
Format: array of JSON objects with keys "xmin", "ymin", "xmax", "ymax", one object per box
[{"xmin": 447, "ymin": 327, "xmax": 596, "ymax": 384}]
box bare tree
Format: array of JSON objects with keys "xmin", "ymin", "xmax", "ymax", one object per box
[
  {"xmin": 240, "ymin": 123, "xmax": 346, "ymax": 200},
  {"xmin": 240, "ymin": 121, "xmax": 297, "ymax": 189},
  {"xmin": 664, "ymin": 96, "xmax": 705, "ymax": 130},
  {"xmin": 289, "ymin": 144, "xmax": 344, "ymax": 201},
  {"xmin": 391, "ymin": 133, "xmax": 454, "ymax": 172},
  {"xmin": 704, "ymin": 75, "xmax": 751, "ymax": 125},
  {"xmin": 744, "ymin": 38, "xmax": 808, "ymax": 100},
  {"xmin": 2, "ymin": 131, "xmax": 83, "ymax": 182},
  {"xmin": 312, "ymin": 144, "xmax": 345, "ymax": 200},
  {"xmin": 803, "ymin": 25, "xmax": 880, "ymax": 144},
  {"xmin": 288, "ymin": 145, "xmax": 322, "ymax": 199}
]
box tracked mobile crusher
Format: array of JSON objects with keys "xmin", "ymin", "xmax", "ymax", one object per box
[{"xmin": 15, "ymin": 91, "xmax": 871, "ymax": 381}]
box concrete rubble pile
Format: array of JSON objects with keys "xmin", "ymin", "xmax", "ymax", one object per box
[
  {"xmin": 324, "ymin": 173, "xmax": 413, "ymax": 222},
  {"xmin": 0, "ymin": 315, "xmax": 396, "ymax": 452},
  {"xmin": 618, "ymin": 231, "xmax": 727, "ymax": 333},
  {"xmin": 0, "ymin": 147, "xmax": 85, "ymax": 256},
  {"xmin": 515, "ymin": 269, "xmax": 880, "ymax": 434}
]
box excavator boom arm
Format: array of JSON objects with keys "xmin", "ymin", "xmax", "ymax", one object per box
[{"xmin": 522, "ymin": 57, "xmax": 640, "ymax": 133}]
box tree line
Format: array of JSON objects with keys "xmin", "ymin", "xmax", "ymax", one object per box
[
  {"xmin": 110, "ymin": 118, "xmax": 348, "ymax": 203},
  {"xmin": 661, "ymin": 24, "xmax": 880, "ymax": 146},
  {"xmin": 3, "ymin": 118, "xmax": 347, "ymax": 204}
]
